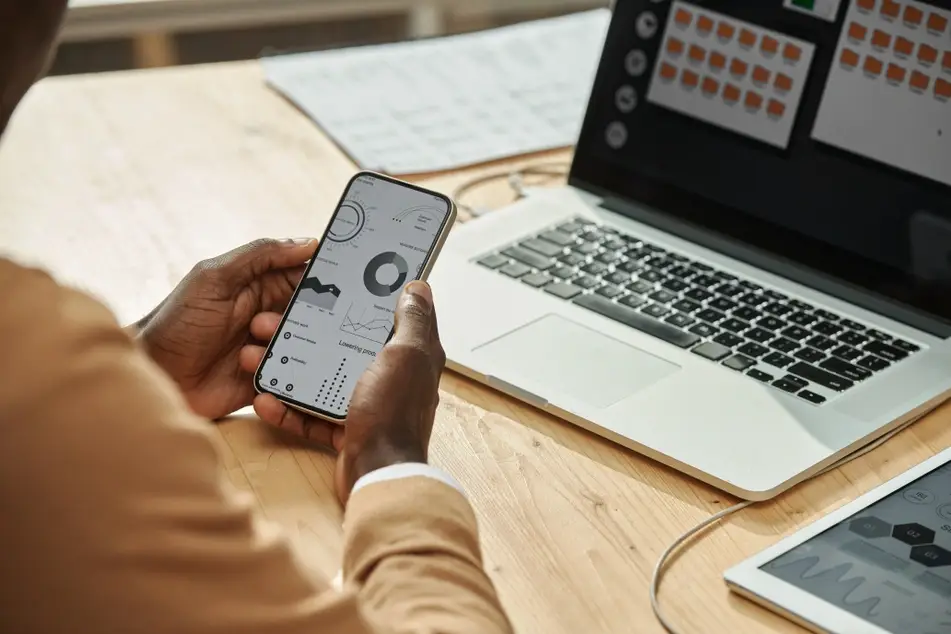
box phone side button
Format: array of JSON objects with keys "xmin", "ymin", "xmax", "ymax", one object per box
[{"xmin": 485, "ymin": 375, "xmax": 550, "ymax": 409}]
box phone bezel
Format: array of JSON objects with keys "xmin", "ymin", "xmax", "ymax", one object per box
[{"xmin": 253, "ymin": 170, "xmax": 457, "ymax": 422}]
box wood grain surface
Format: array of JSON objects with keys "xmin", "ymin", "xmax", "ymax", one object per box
[{"xmin": 2, "ymin": 61, "xmax": 949, "ymax": 634}]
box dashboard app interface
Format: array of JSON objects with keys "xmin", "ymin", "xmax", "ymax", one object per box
[
  {"xmin": 763, "ymin": 460, "xmax": 951, "ymax": 634},
  {"xmin": 258, "ymin": 174, "xmax": 450, "ymax": 417}
]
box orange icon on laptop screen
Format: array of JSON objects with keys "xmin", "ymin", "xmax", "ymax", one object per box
[
  {"xmin": 894, "ymin": 36, "xmax": 914, "ymax": 58},
  {"xmin": 667, "ymin": 37, "xmax": 685, "ymax": 56},
  {"xmin": 723, "ymin": 83, "xmax": 741, "ymax": 104},
  {"xmin": 919, "ymin": 44, "xmax": 938, "ymax": 66},
  {"xmin": 910, "ymin": 70, "xmax": 930, "ymax": 91},
  {"xmin": 701, "ymin": 76, "xmax": 720, "ymax": 95},
  {"xmin": 744, "ymin": 91, "xmax": 763, "ymax": 110},
  {"xmin": 738, "ymin": 29, "xmax": 757, "ymax": 49},
  {"xmin": 871, "ymin": 29, "xmax": 891, "ymax": 49},
  {"xmin": 903, "ymin": 5, "xmax": 924, "ymax": 26},
  {"xmin": 717, "ymin": 22, "xmax": 735, "ymax": 42},
  {"xmin": 840, "ymin": 48, "xmax": 860, "ymax": 68},
  {"xmin": 782, "ymin": 43, "xmax": 802, "ymax": 64},
  {"xmin": 752, "ymin": 65, "xmax": 771, "ymax": 85},
  {"xmin": 848, "ymin": 22, "xmax": 868, "ymax": 41},
  {"xmin": 681, "ymin": 69, "xmax": 700, "ymax": 88},
  {"xmin": 674, "ymin": 8, "xmax": 692, "ymax": 28},
  {"xmin": 730, "ymin": 58, "xmax": 749, "ymax": 78},
  {"xmin": 857, "ymin": 0, "xmax": 875, "ymax": 10},
  {"xmin": 709, "ymin": 51, "xmax": 727, "ymax": 71},
  {"xmin": 863, "ymin": 56, "xmax": 884, "ymax": 76},
  {"xmin": 936, "ymin": 78, "xmax": 951, "ymax": 100},
  {"xmin": 927, "ymin": 12, "xmax": 948, "ymax": 34},
  {"xmin": 767, "ymin": 99, "xmax": 786, "ymax": 119},
  {"xmin": 659, "ymin": 62, "xmax": 678, "ymax": 81},
  {"xmin": 943, "ymin": 51, "xmax": 951, "ymax": 73},
  {"xmin": 886, "ymin": 63, "xmax": 906, "ymax": 83},
  {"xmin": 880, "ymin": 0, "xmax": 900, "ymax": 19},
  {"xmin": 761, "ymin": 36, "xmax": 779, "ymax": 56},
  {"xmin": 697, "ymin": 15, "xmax": 714, "ymax": 36},
  {"xmin": 774, "ymin": 73, "xmax": 793, "ymax": 92},
  {"xmin": 689, "ymin": 44, "xmax": 707, "ymax": 63}
]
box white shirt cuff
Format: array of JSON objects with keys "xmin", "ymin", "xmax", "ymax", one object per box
[{"xmin": 350, "ymin": 462, "xmax": 465, "ymax": 497}]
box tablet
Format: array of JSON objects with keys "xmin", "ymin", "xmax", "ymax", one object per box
[{"xmin": 725, "ymin": 446, "xmax": 951, "ymax": 634}]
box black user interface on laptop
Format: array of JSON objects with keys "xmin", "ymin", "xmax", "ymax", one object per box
[{"xmin": 571, "ymin": 0, "xmax": 951, "ymax": 329}]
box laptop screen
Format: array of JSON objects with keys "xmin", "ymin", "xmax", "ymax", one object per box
[{"xmin": 571, "ymin": 0, "xmax": 951, "ymax": 329}]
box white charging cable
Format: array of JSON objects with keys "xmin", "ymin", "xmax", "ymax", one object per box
[{"xmin": 649, "ymin": 413, "xmax": 928, "ymax": 634}]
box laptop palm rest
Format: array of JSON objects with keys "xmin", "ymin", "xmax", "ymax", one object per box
[{"xmin": 471, "ymin": 314, "xmax": 680, "ymax": 409}]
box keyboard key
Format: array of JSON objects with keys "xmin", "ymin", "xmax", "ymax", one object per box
[
  {"xmin": 814, "ymin": 309, "xmax": 839, "ymax": 321},
  {"xmin": 839, "ymin": 331, "xmax": 868, "ymax": 347},
  {"xmin": 662, "ymin": 278, "xmax": 689, "ymax": 292},
  {"xmin": 689, "ymin": 323, "xmax": 718, "ymax": 338},
  {"xmin": 773, "ymin": 378, "xmax": 801, "ymax": 393},
  {"xmin": 739, "ymin": 293, "xmax": 769, "ymax": 306},
  {"xmin": 693, "ymin": 275, "xmax": 718, "ymax": 288},
  {"xmin": 685, "ymin": 288, "xmax": 713, "ymax": 302},
  {"xmin": 559, "ymin": 252, "xmax": 586, "ymax": 267},
  {"xmin": 819, "ymin": 357, "xmax": 871, "ymax": 381},
  {"xmin": 672, "ymin": 299, "xmax": 702, "ymax": 313},
  {"xmin": 813, "ymin": 321, "xmax": 843, "ymax": 336},
  {"xmin": 865, "ymin": 328, "xmax": 890, "ymax": 341},
  {"xmin": 606, "ymin": 271, "xmax": 631, "ymax": 286},
  {"xmin": 832, "ymin": 345, "xmax": 862, "ymax": 361},
  {"xmin": 763, "ymin": 352, "xmax": 794, "ymax": 368},
  {"xmin": 893, "ymin": 339, "xmax": 919, "ymax": 353},
  {"xmin": 544, "ymin": 282, "xmax": 582, "ymax": 299},
  {"xmin": 783, "ymin": 374, "xmax": 808, "ymax": 388},
  {"xmin": 740, "ymin": 280, "xmax": 763, "ymax": 291},
  {"xmin": 596, "ymin": 285, "xmax": 624, "ymax": 299},
  {"xmin": 649, "ymin": 289, "xmax": 678, "ymax": 304},
  {"xmin": 721, "ymin": 318, "xmax": 750, "ymax": 333},
  {"xmin": 583, "ymin": 262, "xmax": 609, "ymax": 276},
  {"xmin": 764, "ymin": 302, "xmax": 793, "ymax": 316},
  {"xmin": 788, "ymin": 312, "xmax": 817, "ymax": 326},
  {"xmin": 787, "ymin": 362, "xmax": 854, "ymax": 391},
  {"xmin": 789, "ymin": 300, "xmax": 812, "ymax": 312},
  {"xmin": 627, "ymin": 280, "xmax": 654, "ymax": 294},
  {"xmin": 794, "ymin": 347, "xmax": 826, "ymax": 363},
  {"xmin": 714, "ymin": 332, "xmax": 744, "ymax": 348},
  {"xmin": 723, "ymin": 355, "xmax": 756, "ymax": 371},
  {"xmin": 619, "ymin": 294, "xmax": 647, "ymax": 309},
  {"xmin": 502, "ymin": 246, "xmax": 554, "ymax": 270},
  {"xmin": 666, "ymin": 313, "xmax": 696, "ymax": 328},
  {"xmin": 692, "ymin": 262, "xmax": 713, "ymax": 272},
  {"xmin": 764, "ymin": 290, "xmax": 787, "ymax": 301},
  {"xmin": 697, "ymin": 308, "xmax": 726, "ymax": 323},
  {"xmin": 667, "ymin": 265, "xmax": 692, "ymax": 279},
  {"xmin": 798, "ymin": 390, "xmax": 826, "ymax": 405},
  {"xmin": 522, "ymin": 238, "xmax": 563, "ymax": 257},
  {"xmin": 521, "ymin": 272, "xmax": 552, "ymax": 288},
  {"xmin": 573, "ymin": 294, "xmax": 701, "ymax": 348},
  {"xmin": 770, "ymin": 338, "xmax": 799, "ymax": 353},
  {"xmin": 715, "ymin": 284, "xmax": 745, "ymax": 298},
  {"xmin": 782, "ymin": 325, "xmax": 811, "ymax": 341},
  {"xmin": 596, "ymin": 251, "xmax": 623, "ymax": 265},
  {"xmin": 478, "ymin": 254, "xmax": 509, "ymax": 269},
  {"xmin": 692, "ymin": 341, "xmax": 732, "ymax": 361},
  {"xmin": 759, "ymin": 316, "xmax": 785, "ymax": 330},
  {"xmin": 733, "ymin": 306, "xmax": 760, "ymax": 322},
  {"xmin": 738, "ymin": 342, "xmax": 769, "ymax": 358},
  {"xmin": 570, "ymin": 272, "xmax": 596, "ymax": 287},
  {"xmin": 619, "ymin": 259, "xmax": 646, "ymax": 274},
  {"xmin": 840, "ymin": 319, "xmax": 865, "ymax": 331},
  {"xmin": 643, "ymin": 303, "xmax": 670, "ymax": 318},
  {"xmin": 604, "ymin": 238, "xmax": 626, "ymax": 251},
  {"xmin": 550, "ymin": 266, "xmax": 575, "ymax": 280},
  {"xmin": 557, "ymin": 221, "xmax": 584, "ymax": 234},
  {"xmin": 715, "ymin": 271, "xmax": 738, "ymax": 282},
  {"xmin": 710, "ymin": 297, "xmax": 738, "ymax": 312},
  {"xmin": 576, "ymin": 242, "xmax": 600, "ymax": 255},
  {"xmin": 857, "ymin": 355, "xmax": 890, "ymax": 372},
  {"xmin": 640, "ymin": 270, "xmax": 663, "ymax": 283},
  {"xmin": 747, "ymin": 369, "xmax": 774, "ymax": 382},
  {"xmin": 500, "ymin": 262, "xmax": 531, "ymax": 278},
  {"xmin": 746, "ymin": 328, "xmax": 774, "ymax": 343},
  {"xmin": 540, "ymin": 230, "xmax": 576, "ymax": 246},
  {"xmin": 806, "ymin": 335, "xmax": 836, "ymax": 351},
  {"xmin": 863, "ymin": 340, "xmax": 907, "ymax": 362}
]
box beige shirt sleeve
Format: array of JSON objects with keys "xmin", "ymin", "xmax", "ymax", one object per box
[{"xmin": 0, "ymin": 259, "xmax": 512, "ymax": 634}]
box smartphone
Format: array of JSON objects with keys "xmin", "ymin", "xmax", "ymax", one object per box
[{"xmin": 254, "ymin": 171, "xmax": 456, "ymax": 421}]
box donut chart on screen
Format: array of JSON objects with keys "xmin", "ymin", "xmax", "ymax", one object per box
[{"xmin": 364, "ymin": 251, "xmax": 409, "ymax": 297}]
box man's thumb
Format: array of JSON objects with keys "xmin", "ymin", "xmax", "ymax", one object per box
[{"xmin": 392, "ymin": 282, "xmax": 433, "ymax": 342}]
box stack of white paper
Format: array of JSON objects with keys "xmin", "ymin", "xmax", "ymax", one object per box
[{"xmin": 262, "ymin": 9, "xmax": 610, "ymax": 174}]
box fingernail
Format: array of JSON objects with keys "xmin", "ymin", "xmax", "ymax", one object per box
[
  {"xmin": 405, "ymin": 281, "xmax": 433, "ymax": 310},
  {"xmin": 283, "ymin": 238, "xmax": 316, "ymax": 246}
]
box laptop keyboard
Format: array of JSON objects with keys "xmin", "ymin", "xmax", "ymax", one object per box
[{"xmin": 476, "ymin": 217, "xmax": 922, "ymax": 406}]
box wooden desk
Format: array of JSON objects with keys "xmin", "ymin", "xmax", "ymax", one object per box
[{"xmin": 2, "ymin": 61, "xmax": 950, "ymax": 633}]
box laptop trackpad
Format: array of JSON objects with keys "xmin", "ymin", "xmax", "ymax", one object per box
[{"xmin": 471, "ymin": 314, "xmax": 680, "ymax": 409}]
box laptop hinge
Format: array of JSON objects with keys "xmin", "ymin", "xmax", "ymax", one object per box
[{"xmin": 596, "ymin": 194, "xmax": 951, "ymax": 339}]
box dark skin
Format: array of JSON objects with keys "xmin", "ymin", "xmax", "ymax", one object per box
[{"xmin": 2, "ymin": 0, "xmax": 446, "ymax": 503}]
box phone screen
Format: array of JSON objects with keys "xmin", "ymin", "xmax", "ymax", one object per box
[{"xmin": 256, "ymin": 173, "xmax": 452, "ymax": 419}]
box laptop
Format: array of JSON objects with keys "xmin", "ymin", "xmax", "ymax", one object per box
[{"xmin": 428, "ymin": 0, "xmax": 951, "ymax": 500}]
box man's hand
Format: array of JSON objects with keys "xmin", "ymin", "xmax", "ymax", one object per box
[
  {"xmin": 249, "ymin": 282, "xmax": 445, "ymax": 504},
  {"xmin": 136, "ymin": 238, "xmax": 317, "ymax": 422}
]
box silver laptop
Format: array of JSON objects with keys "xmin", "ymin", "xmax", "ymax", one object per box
[{"xmin": 428, "ymin": 0, "xmax": 951, "ymax": 500}]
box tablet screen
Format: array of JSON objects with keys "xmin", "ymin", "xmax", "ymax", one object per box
[{"xmin": 761, "ymin": 460, "xmax": 951, "ymax": 634}]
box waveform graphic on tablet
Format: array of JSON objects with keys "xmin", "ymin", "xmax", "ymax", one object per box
[{"xmin": 767, "ymin": 556, "xmax": 883, "ymax": 618}]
